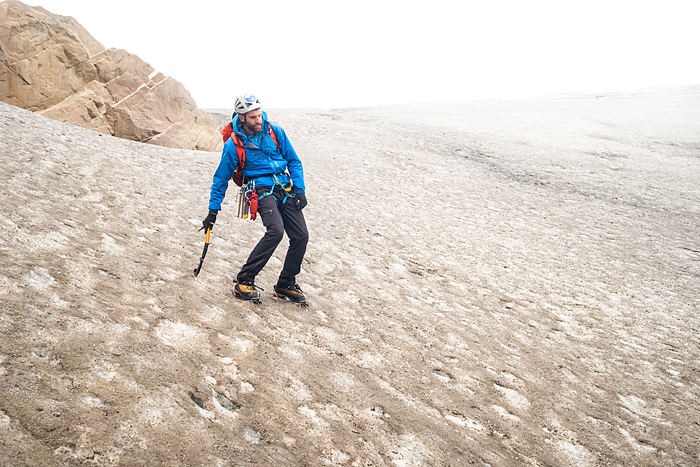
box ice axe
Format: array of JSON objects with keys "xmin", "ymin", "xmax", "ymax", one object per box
[{"xmin": 193, "ymin": 227, "xmax": 211, "ymax": 277}]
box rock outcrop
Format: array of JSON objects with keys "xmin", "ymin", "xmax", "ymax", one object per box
[{"xmin": 0, "ymin": 0, "xmax": 222, "ymax": 151}]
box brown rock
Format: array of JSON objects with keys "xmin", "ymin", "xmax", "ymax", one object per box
[{"xmin": 0, "ymin": 0, "xmax": 222, "ymax": 151}]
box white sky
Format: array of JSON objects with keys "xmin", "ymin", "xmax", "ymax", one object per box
[{"xmin": 33, "ymin": 0, "xmax": 700, "ymax": 109}]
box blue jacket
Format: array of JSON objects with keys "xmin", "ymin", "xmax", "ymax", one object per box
[{"xmin": 208, "ymin": 112, "xmax": 305, "ymax": 211}]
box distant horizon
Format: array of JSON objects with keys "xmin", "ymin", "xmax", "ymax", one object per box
[{"xmin": 201, "ymin": 82, "xmax": 700, "ymax": 112}]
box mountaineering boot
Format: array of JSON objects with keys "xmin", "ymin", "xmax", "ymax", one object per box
[
  {"xmin": 273, "ymin": 284, "xmax": 307, "ymax": 303},
  {"xmin": 233, "ymin": 282, "xmax": 261, "ymax": 301}
]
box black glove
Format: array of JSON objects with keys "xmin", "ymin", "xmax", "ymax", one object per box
[
  {"xmin": 294, "ymin": 191, "xmax": 307, "ymax": 211},
  {"xmin": 201, "ymin": 211, "xmax": 217, "ymax": 231}
]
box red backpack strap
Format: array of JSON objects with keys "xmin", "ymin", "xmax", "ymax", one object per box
[
  {"xmin": 230, "ymin": 126, "xmax": 279, "ymax": 186},
  {"xmin": 231, "ymin": 134, "xmax": 247, "ymax": 186},
  {"xmin": 268, "ymin": 126, "xmax": 281, "ymax": 151}
]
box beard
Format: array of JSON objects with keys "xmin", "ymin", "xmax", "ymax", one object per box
[{"xmin": 243, "ymin": 117, "xmax": 263, "ymax": 134}]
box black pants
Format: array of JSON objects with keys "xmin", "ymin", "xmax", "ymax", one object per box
[{"xmin": 236, "ymin": 186, "xmax": 308, "ymax": 287}]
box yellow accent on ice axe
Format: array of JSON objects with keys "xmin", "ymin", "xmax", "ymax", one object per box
[{"xmin": 193, "ymin": 227, "xmax": 211, "ymax": 277}]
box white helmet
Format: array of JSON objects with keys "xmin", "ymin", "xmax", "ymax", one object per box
[{"xmin": 234, "ymin": 93, "xmax": 261, "ymax": 114}]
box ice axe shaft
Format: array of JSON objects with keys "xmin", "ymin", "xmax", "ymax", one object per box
[{"xmin": 193, "ymin": 227, "xmax": 211, "ymax": 277}]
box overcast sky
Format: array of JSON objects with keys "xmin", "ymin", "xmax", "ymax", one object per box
[{"xmin": 34, "ymin": 0, "xmax": 700, "ymax": 109}]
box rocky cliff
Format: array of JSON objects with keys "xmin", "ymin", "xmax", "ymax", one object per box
[{"xmin": 0, "ymin": 0, "xmax": 222, "ymax": 151}]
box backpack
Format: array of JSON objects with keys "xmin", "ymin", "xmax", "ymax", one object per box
[{"xmin": 221, "ymin": 121, "xmax": 280, "ymax": 187}]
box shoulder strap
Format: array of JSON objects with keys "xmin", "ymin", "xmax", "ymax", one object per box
[
  {"xmin": 231, "ymin": 127, "xmax": 279, "ymax": 185},
  {"xmin": 268, "ymin": 126, "xmax": 280, "ymax": 151},
  {"xmin": 232, "ymin": 134, "xmax": 246, "ymax": 169},
  {"xmin": 231, "ymin": 134, "xmax": 247, "ymax": 186}
]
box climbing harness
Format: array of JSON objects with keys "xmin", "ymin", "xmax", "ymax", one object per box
[
  {"xmin": 258, "ymin": 174, "xmax": 294, "ymax": 204},
  {"xmin": 237, "ymin": 180, "xmax": 259, "ymax": 220},
  {"xmin": 228, "ymin": 124, "xmax": 295, "ymax": 220},
  {"xmin": 236, "ymin": 176, "xmax": 294, "ymax": 221}
]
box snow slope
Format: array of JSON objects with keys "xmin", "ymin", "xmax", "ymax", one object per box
[{"xmin": 1, "ymin": 87, "xmax": 699, "ymax": 465}]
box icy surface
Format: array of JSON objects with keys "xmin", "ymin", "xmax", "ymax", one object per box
[{"xmin": 1, "ymin": 87, "xmax": 699, "ymax": 465}]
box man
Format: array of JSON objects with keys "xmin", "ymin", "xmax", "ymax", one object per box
[{"xmin": 202, "ymin": 93, "xmax": 309, "ymax": 304}]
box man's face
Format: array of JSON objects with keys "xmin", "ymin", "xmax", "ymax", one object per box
[{"xmin": 240, "ymin": 109, "xmax": 263, "ymax": 135}]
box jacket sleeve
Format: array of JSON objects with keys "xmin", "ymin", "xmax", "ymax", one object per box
[
  {"xmin": 208, "ymin": 140, "xmax": 239, "ymax": 211},
  {"xmin": 272, "ymin": 124, "xmax": 305, "ymax": 192}
]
